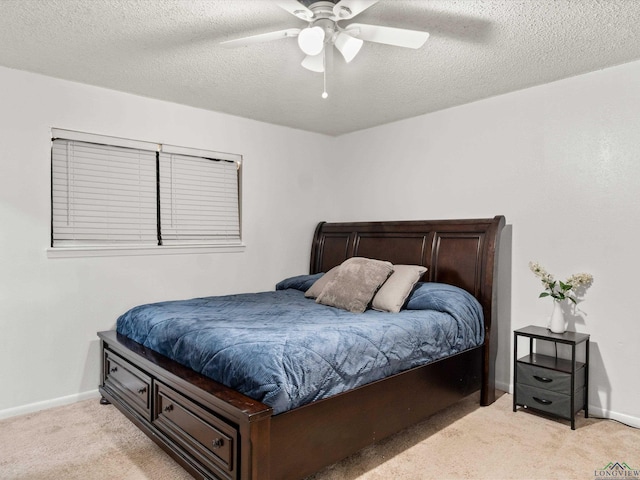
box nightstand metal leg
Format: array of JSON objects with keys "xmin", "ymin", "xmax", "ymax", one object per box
[
  {"xmin": 584, "ymin": 340, "xmax": 589, "ymax": 419},
  {"xmin": 571, "ymin": 344, "xmax": 576, "ymax": 430},
  {"xmin": 513, "ymin": 331, "xmax": 518, "ymax": 412}
]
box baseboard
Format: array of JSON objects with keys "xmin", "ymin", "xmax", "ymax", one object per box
[
  {"xmin": 496, "ymin": 379, "xmax": 511, "ymax": 394},
  {"xmin": 0, "ymin": 389, "xmax": 101, "ymax": 420},
  {"xmin": 588, "ymin": 406, "xmax": 640, "ymax": 429}
]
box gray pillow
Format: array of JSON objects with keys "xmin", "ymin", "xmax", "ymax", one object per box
[
  {"xmin": 316, "ymin": 257, "xmax": 393, "ymax": 313},
  {"xmin": 372, "ymin": 264, "xmax": 428, "ymax": 313},
  {"xmin": 304, "ymin": 266, "xmax": 341, "ymax": 299}
]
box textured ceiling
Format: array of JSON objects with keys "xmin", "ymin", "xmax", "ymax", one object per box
[{"xmin": 1, "ymin": 0, "xmax": 640, "ymax": 136}]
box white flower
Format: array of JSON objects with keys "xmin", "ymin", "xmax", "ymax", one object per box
[
  {"xmin": 567, "ymin": 273, "xmax": 594, "ymax": 287},
  {"xmin": 529, "ymin": 262, "xmax": 594, "ymax": 304}
]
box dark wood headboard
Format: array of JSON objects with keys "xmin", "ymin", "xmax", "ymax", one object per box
[{"xmin": 309, "ymin": 216, "xmax": 506, "ymax": 405}]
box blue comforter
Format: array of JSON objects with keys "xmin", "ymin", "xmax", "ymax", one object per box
[{"xmin": 116, "ymin": 282, "xmax": 483, "ymax": 414}]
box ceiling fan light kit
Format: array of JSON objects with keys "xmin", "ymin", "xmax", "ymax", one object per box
[
  {"xmin": 222, "ymin": 0, "xmax": 429, "ymax": 99},
  {"xmin": 297, "ymin": 25, "xmax": 325, "ymax": 56},
  {"xmin": 301, "ymin": 52, "xmax": 325, "ymax": 72},
  {"xmin": 334, "ymin": 31, "xmax": 363, "ymax": 63}
]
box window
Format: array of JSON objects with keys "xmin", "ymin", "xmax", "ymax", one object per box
[{"xmin": 51, "ymin": 129, "xmax": 241, "ymax": 252}]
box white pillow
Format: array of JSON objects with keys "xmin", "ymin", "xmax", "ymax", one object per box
[{"xmin": 372, "ymin": 264, "xmax": 428, "ymax": 313}]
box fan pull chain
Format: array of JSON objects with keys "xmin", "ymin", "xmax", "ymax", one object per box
[
  {"xmin": 322, "ymin": 46, "xmax": 328, "ymax": 99},
  {"xmin": 322, "ymin": 70, "xmax": 328, "ymax": 99}
]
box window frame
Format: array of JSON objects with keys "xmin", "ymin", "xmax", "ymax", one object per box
[{"xmin": 48, "ymin": 128, "xmax": 244, "ymax": 258}]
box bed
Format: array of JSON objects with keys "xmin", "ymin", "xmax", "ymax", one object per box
[{"xmin": 98, "ymin": 216, "xmax": 505, "ymax": 480}]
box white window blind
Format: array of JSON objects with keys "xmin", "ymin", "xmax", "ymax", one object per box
[
  {"xmin": 51, "ymin": 139, "xmax": 158, "ymax": 246},
  {"xmin": 159, "ymin": 153, "xmax": 240, "ymax": 245},
  {"xmin": 51, "ymin": 131, "xmax": 242, "ymax": 249}
]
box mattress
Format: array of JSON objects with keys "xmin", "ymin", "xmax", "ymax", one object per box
[{"xmin": 116, "ymin": 280, "xmax": 483, "ymax": 414}]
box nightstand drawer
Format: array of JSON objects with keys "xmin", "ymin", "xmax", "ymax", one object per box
[
  {"xmin": 516, "ymin": 362, "xmax": 583, "ymax": 394},
  {"xmin": 516, "ymin": 383, "xmax": 584, "ymax": 419}
]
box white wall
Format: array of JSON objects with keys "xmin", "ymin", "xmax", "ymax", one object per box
[
  {"xmin": 2, "ymin": 59, "xmax": 639, "ymax": 427},
  {"xmin": 0, "ymin": 66, "xmax": 335, "ymax": 416},
  {"xmin": 331, "ymin": 60, "xmax": 640, "ymax": 426}
]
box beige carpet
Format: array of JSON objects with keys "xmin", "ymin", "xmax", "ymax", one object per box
[{"xmin": 1, "ymin": 392, "xmax": 638, "ymax": 479}]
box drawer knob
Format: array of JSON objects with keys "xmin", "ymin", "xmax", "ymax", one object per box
[
  {"xmin": 110, "ymin": 366, "xmax": 118, "ymax": 373},
  {"xmin": 137, "ymin": 387, "xmax": 147, "ymax": 395},
  {"xmin": 212, "ymin": 438, "xmax": 224, "ymax": 449},
  {"xmin": 164, "ymin": 404, "xmax": 174, "ymax": 413},
  {"xmin": 533, "ymin": 375, "xmax": 553, "ymax": 383},
  {"xmin": 533, "ymin": 396, "xmax": 553, "ymax": 406}
]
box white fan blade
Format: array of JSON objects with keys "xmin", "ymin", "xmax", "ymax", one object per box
[
  {"xmin": 275, "ymin": 0, "xmax": 314, "ymax": 21},
  {"xmin": 301, "ymin": 52, "xmax": 324, "ymax": 73},
  {"xmin": 333, "ymin": 0, "xmax": 379, "ymax": 20},
  {"xmin": 220, "ymin": 28, "xmax": 301, "ymax": 48},
  {"xmin": 345, "ymin": 23, "xmax": 429, "ymax": 49}
]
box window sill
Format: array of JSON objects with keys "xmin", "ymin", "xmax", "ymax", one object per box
[{"xmin": 47, "ymin": 243, "xmax": 246, "ymax": 258}]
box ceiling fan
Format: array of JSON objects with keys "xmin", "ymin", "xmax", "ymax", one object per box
[{"xmin": 221, "ymin": 0, "xmax": 429, "ymax": 98}]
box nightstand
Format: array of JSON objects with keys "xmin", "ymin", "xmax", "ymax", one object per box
[{"xmin": 513, "ymin": 325, "xmax": 589, "ymax": 429}]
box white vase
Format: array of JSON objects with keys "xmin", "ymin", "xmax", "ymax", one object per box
[{"xmin": 548, "ymin": 300, "xmax": 566, "ymax": 333}]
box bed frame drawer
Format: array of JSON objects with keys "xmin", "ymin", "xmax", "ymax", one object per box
[
  {"xmin": 103, "ymin": 349, "xmax": 151, "ymax": 420},
  {"xmin": 153, "ymin": 381, "xmax": 238, "ymax": 480}
]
